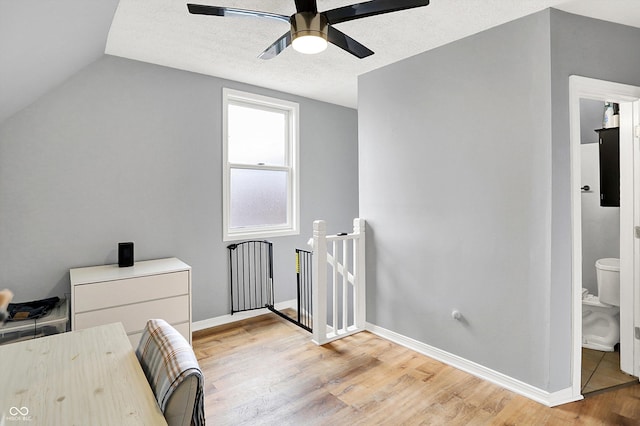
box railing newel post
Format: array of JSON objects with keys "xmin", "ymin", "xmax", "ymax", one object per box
[
  {"xmin": 354, "ymin": 218, "xmax": 366, "ymax": 330},
  {"xmin": 312, "ymin": 220, "xmax": 328, "ymax": 344}
]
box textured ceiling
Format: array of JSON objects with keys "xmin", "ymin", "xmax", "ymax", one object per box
[{"xmin": 102, "ymin": 0, "xmax": 640, "ymax": 108}]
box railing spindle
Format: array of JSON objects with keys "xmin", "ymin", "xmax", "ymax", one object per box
[{"xmin": 342, "ymin": 239, "xmax": 348, "ymax": 332}]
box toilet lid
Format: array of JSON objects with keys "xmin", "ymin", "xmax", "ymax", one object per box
[{"xmin": 596, "ymin": 258, "xmax": 620, "ymax": 271}]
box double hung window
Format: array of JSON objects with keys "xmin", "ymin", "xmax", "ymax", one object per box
[{"xmin": 223, "ymin": 89, "xmax": 299, "ymax": 241}]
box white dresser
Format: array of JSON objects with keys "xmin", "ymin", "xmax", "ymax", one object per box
[{"xmin": 70, "ymin": 257, "xmax": 192, "ymax": 346}]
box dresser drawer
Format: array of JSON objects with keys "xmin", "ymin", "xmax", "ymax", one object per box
[
  {"xmin": 74, "ymin": 295, "xmax": 190, "ymax": 335},
  {"xmin": 73, "ymin": 271, "xmax": 188, "ymax": 313}
]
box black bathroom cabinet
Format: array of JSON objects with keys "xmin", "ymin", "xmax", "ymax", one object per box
[{"xmin": 596, "ymin": 127, "xmax": 620, "ymax": 207}]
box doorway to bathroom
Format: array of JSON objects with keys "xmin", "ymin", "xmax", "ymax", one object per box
[
  {"xmin": 570, "ymin": 76, "xmax": 640, "ymax": 399},
  {"xmin": 579, "ymin": 98, "xmax": 635, "ymax": 394}
]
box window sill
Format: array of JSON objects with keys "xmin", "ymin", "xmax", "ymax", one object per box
[{"xmin": 223, "ymin": 228, "xmax": 300, "ymax": 242}]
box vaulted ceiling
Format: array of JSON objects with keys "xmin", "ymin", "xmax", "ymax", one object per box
[
  {"xmin": 0, "ymin": 0, "xmax": 120, "ymax": 123},
  {"xmin": 2, "ymin": 0, "xmax": 640, "ymax": 123}
]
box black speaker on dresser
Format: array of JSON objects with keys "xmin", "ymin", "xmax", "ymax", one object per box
[{"xmin": 118, "ymin": 242, "xmax": 134, "ymax": 267}]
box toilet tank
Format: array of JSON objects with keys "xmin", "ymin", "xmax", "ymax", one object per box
[{"xmin": 596, "ymin": 258, "xmax": 620, "ymax": 306}]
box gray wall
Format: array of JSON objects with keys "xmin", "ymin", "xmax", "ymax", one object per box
[
  {"xmin": 359, "ymin": 11, "xmax": 553, "ymax": 389},
  {"xmin": 580, "ymin": 99, "xmax": 604, "ymax": 145},
  {"xmin": 0, "ymin": 55, "xmax": 359, "ymax": 322},
  {"xmin": 548, "ymin": 9, "xmax": 640, "ymax": 390},
  {"xmin": 359, "ymin": 8, "xmax": 640, "ymax": 393}
]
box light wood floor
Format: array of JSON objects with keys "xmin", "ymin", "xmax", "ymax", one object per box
[{"xmin": 193, "ymin": 313, "xmax": 640, "ymax": 425}]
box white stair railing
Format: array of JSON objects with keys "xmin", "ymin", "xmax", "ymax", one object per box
[{"xmin": 311, "ymin": 218, "xmax": 366, "ymax": 345}]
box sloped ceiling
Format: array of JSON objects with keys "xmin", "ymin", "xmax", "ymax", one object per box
[
  {"xmin": 104, "ymin": 0, "xmax": 640, "ymax": 108},
  {"xmin": 0, "ymin": 0, "xmax": 120, "ymax": 124}
]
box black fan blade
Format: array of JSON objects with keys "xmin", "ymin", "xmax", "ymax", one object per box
[
  {"xmin": 327, "ymin": 26, "xmax": 373, "ymax": 59},
  {"xmin": 187, "ymin": 4, "xmax": 290, "ymax": 24},
  {"xmin": 294, "ymin": 0, "xmax": 317, "ymax": 13},
  {"xmin": 258, "ymin": 32, "xmax": 292, "ymax": 60},
  {"xmin": 323, "ymin": 0, "xmax": 429, "ymax": 25}
]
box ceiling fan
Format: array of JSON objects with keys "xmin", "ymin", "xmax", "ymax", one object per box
[{"xmin": 187, "ymin": 0, "xmax": 430, "ymax": 59}]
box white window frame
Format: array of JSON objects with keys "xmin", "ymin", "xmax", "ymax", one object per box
[{"xmin": 222, "ymin": 88, "xmax": 300, "ymax": 241}]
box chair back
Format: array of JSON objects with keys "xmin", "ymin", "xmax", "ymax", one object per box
[{"xmin": 136, "ymin": 319, "xmax": 204, "ymax": 426}]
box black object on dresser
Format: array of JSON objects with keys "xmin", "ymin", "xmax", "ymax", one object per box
[{"xmin": 118, "ymin": 242, "xmax": 134, "ymax": 267}]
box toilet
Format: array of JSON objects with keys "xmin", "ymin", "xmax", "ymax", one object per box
[{"xmin": 582, "ymin": 258, "xmax": 620, "ymax": 352}]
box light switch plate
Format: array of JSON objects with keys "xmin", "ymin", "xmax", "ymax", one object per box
[{"xmin": 635, "ymin": 226, "xmax": 640, "ymax": 239}]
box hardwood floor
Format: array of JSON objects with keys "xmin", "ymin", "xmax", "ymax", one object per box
[{"xmin": 193, "ymin": 312, "xmax": 640, "ymax": 425}]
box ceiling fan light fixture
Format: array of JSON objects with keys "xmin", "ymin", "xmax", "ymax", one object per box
[
  {"xmin": 188, "ymin": 1, "xmax": 431, "ymax": 59},
  {"xmin": 292, "ymin": 35, "xmax": 327, "ymax": 54},
  {"xmin": 290, "ymin": 12, "xmax": 328, "ymax": 54}
]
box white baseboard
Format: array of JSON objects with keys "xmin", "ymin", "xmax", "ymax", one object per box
[
  {"xmin": 365, "ymin": 322, "xmax": 583, "ymax": 407},
  {"xmin": 192, "ymin": 299, "xmax": 297, "ymax": 332}
]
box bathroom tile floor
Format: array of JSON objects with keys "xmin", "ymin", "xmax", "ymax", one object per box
[{"xmin": 581, "ymin": 347, "xmax": 637, "ymax": 395}]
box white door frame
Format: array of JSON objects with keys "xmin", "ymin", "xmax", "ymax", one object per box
[{"xmin": 569, "ymin": 75, "xmax": 640, "ymax": 398}]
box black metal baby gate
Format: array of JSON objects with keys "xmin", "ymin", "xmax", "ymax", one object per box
[{"xmin": 227, "ymin": 241, "xmax": 312, "ymax": 333}]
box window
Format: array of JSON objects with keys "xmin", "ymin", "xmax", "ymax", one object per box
[{"xmin": 223, "ymin": 88, "xmax": 299, "ymax": 241}]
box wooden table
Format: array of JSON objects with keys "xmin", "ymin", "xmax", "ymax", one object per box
[{"xmin": 0, "ymin": 322, "xmax": 167, "ymax": 425}]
